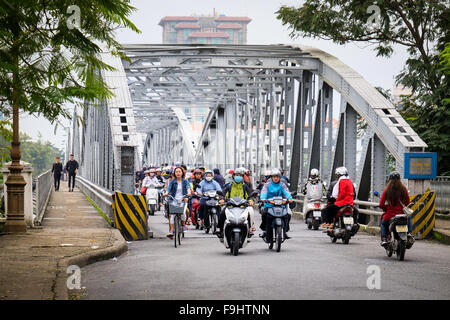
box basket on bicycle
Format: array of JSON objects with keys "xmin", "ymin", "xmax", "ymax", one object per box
[{"xmin": 169, "ymin": 201, "xmax": 185, "ymax": 214}]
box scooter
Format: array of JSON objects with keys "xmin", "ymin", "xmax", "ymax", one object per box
[
  {"xmin": 146, "ymin": 182, "xmax": 164, "ymax": 216},
  {"xmin": 203, "ymin": 190, "xmax": 222, "ymax": 234},
  {"xmin": 222, "ymin": 197, "xmax": 251, "ymax": 256},
  {"xmin": 327, "ymin": 205, "xmax": 359, "ymax": 244},
  {"xmin": 265, "ymin": 196, "xmax": 290, "ymax": 252},
  {"xmin": 304, "ymin": 197, "xmax": 326, "ymax": 230}
]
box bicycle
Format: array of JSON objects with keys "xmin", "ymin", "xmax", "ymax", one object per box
[{"xmin": 166, "ymin": 195, "xmax": 188, "ymax": 248}]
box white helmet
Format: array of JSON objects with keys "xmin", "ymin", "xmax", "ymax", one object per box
[
  {"xmin": 335, "ymin": 166, "xmax": 348, "ymax": 177},
  {"xmin": 149, "ymin": 168, "xmax": 155, "ymax": 173},
  {"xmin": 270, "ymin": 168, "xmax": 281, "ymax": 177},
  {"xmin": 310, "ymin": 168, "xmax": 319, "ymax": 178},
  {"xmin": 234, "ymin": 167, "xmax": 246, "ymax": 175}
]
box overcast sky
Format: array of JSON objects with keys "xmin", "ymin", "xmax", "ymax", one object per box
[{"xmin": 21, "ymin": 0, "xmax": 410, "ymax": 151}]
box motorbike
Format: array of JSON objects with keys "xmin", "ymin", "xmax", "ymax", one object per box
[
  {"xmin": 203, "ymin": 190, "xmax": 222, "ymax": 234},
  {"xmin": 265, "ymin": 196, "xmax": 290, "ymax": 252},
  {"xmin": 146, "ymin": 183, "xmax": 164, "ymax": 216},
  {"xmin": 222, "ymin": 197, "xmax": 252, "ymax": 256},
  {"xmin": 327, "ymin": 205, "xmax": 359, "ymax": 244},
  {"xmin": 190, "ymin": 193, "xmax": 201, "ymax": 229},
  {"xmin": 304, "ymin": 197, "xmax": 326, "ymax": 230},
  {"xmin": 383, "ymin": 214, "xmax": 415, "ymax": 261}
]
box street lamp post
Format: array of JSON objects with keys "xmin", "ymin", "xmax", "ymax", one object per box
[{"xmin": 4, "ymin": 91, "xmax": 27, "ymax": 233}]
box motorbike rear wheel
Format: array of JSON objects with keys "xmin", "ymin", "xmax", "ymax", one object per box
[
  {"xmin": 307, "ymin": 222, "xmax": 312, "ymax": 230},
  {"xmin": 397, "ymin": 240, "xmax": 406, "ymax": 261},
  {"xmin": 343, "ymin": 232, "xmax": 351, "ymax": 244},
  {"xmin": 312, "ymin": 220, "xmax": 320, "ymax": 230}
]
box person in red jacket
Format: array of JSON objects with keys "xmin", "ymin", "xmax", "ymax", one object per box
[
  {"xmin": 379, "ymin": 171, "xmax": 414, "ymax": 247},
  {"xmin": 323, "ymin": 166, "xmax": 356, "ymax": 232}
]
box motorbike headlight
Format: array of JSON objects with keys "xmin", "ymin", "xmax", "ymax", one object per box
[{"xmin": 239, "ymin": 211, "xmax": 247, "ymax": 223}]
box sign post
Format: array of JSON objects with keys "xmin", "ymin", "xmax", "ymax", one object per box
[{"xmin": 404, "ymin": 152, "xmax": 437, "ymax": 194}]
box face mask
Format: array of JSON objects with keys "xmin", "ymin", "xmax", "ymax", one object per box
[
  {"xmin": 234, "ymin": 176, "xmax": 243, "ymax": 183},
  {"xmin": 205, "ymin": 176, "xmax": 213, "ymax": 182}
]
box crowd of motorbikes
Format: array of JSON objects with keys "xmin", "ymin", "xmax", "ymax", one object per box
[{"xmin": 135, "ymin": 167, "xmax": 414, "ymax": 260}]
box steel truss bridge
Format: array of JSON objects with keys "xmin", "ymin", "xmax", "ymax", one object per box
[{"xmin": 69, "ymin": 44, "xmax": 426, "ymax": 203}]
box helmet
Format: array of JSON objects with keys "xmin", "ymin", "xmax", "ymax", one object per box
[
  {"xmin": 149, "ymin": 168, "xmax": 155, "ymax": 173},
  {"xmin": 155, "ymin": 167, "xmax": 162, "ymax": 172},
  {"xmin": 144, "ymin": 170, "xmax": 150, "ymax": 174},
  {"xmin": 204, "ymin": 169, "xmax": 213, "ymax": 176},
  {"xmin": 388, "ymin": 171, "xmax": 401, "ymax": 180},
  {"xmin": 270, "ymin": 169, "xmax": 281, "ymax": 177},
  {"xmin": 193, "ymin": 169, "xmax": 202, "ymax": 175},
  {"xmin": 310, "ymin": 168, "xmax": 319, "ymax": 178},
  {"xmin": 335, "ymin": 166, "xmax": 348, "ymax": 177},
  {"xmin": 234, "ymin": 167, "xmax": 246, "ymax": 175}
]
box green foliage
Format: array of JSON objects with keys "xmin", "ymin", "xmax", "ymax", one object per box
[
  {"xmin": 0, "ymin": 0, "xmax": 140, "ymax": 122},
  {"xmin": 0, "ymin": 120, "xmax": 12, "ymax": 164},
  {"xmin": 19, "ymin": 132, "xmax": 63, "ymax": 176},
  {"xmin": 277, "ymin": 0, "xmax": 450, "ymax": 175}
]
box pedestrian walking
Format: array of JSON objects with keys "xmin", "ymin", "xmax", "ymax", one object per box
[
  {"xmin": 51, "ymin": 156, "xmax": 63, "ymax": 191},
  {"xmin": 65, "ymin": 154, "xmax": 79, "ymax": 192}
]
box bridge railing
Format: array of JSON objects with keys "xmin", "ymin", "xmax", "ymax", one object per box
[
  {"xmin": 431, "ymin": 176, "xmax": 450, "ymax": 214},
  {"xmin": 291, "ymin": 195, "xmax": 383, "ymax": 225},
  {"xmin": 76, "ymin": 175, "xmax": 114, "ymax": 222},
  {"xmin": 34, "ymin": 169, "xmax": 53, "ymax": 225}
]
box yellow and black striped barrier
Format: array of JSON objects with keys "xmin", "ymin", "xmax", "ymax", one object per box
[
  {"xmin": 111, "ymin": 192, "xmax": 148, "ymax": 241},
  {"xmin": 409, "ymin": 190, "xmax": 436, "ymax": 239}
]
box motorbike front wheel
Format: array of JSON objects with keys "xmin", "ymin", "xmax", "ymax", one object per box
[
  {"xmin": 232, "ymin": 232, "xmax": 240, "ymax": 256},
  {"xmin": 276, "ymin": 226, "xmax": 282, "ymax": 252}
]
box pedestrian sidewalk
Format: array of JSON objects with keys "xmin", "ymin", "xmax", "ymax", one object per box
[{"xmin": 0, "ymin": 184, "xmax": 127, "ymax": 300}]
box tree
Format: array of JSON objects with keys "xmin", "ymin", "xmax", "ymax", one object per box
[
  {"xmin": 20, "ymin": 132, "xmax": 63, "ymax": 176},
  {"xmin": 0, "ymin": 0, "xmax": 140, "ymax": 121},
  {"xmin": 277, "ymin": 0, "xmax": 450, "ymax": 175},
  {"xmin": 0, "ymin": 0, "xmax": 140, "ymax": 232}
]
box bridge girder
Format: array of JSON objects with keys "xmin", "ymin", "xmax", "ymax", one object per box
[{"xmin": 72, "ymin": 44, "xmax": 427, "ymax": 208}]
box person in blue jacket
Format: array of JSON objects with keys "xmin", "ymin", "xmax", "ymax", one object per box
[
  {"xmin": 163, "ymin": 166, "xmax": 191, "ymax": 238},
  {"xmin": 196, "ymin": 169, "xmax": 223, "ymax": 229},
  {"xmin": 259, "ymin": 169, "xmax": 293, "ymax": 241}
]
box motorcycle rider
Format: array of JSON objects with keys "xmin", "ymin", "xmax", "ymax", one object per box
[
  {"xmin": 302, "ymin": 168, "xmax": 326, "ymax": 213},
  {"xmin": 322, "ymin": 167, "xmax": 356, "ymax": 232},
  {"xmin": 142, "ymin": 169, "xmax": 160, "ymax": 188},
  {"xmin": 259, "ymin": 169, "xmax": 294, "ymax": 241},
  {"xmin": 189, "ymin": 169, "xmax": 204, "ymax": 225},
  {"xmin": 216, "ymin": 168, "xmax": 256, "ymax": 240},
  {"xmin": 155, "ymin": 167, "xmax": 165, "ymax": 184},
  {"xmin": 379, "ymin": 171, "xmax": 414, "ymax": 247},
  {"xmin": 196, "ymin": 169, "xmax": 223, "ymax": 229}
]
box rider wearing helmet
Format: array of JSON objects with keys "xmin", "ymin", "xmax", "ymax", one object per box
[
  {"xmin": 216, "ymin": 167, "xmax": 257, "ymax": 239},
  {"xmin": 259, "ymin": 169, "xmax": 294, "ymax": 241},
  {"xmin": 302, "ymin": 168, "xmax": 327, "ymax": 214},
  {"xmin": 322, "ymin": 166, "xmax": 356, "ymax": 231},
  {"xmin": 379, "ymin": 171, "xmax": 414, "ymax": 247},
  {"xmin": 155, "ymin": 167, "xmax": 165, "ymax": 184},
  {"xmin": 142, "ymin": 169, "xmax": 160, "ymax": 188},
  {"xmin": 196, "ymin": 169, "xmax": 223, "ymax": 229}
]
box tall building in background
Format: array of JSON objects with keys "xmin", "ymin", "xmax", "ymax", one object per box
[
  {"xmin": 159, "ymin": 10, "xmax": 251, "ymax": 45},
  {"xmin": 158, "ymin": 11, "xmax": 252, "ymax": 140}
]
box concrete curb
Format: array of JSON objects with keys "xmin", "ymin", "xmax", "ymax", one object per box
[
  {"xmin": 53, "ymin": 228, "xmax": 128, "ymax": 300},
  {"xmin": 432, "ymin": 229, "xmax": 450, "ymax": 245}
]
